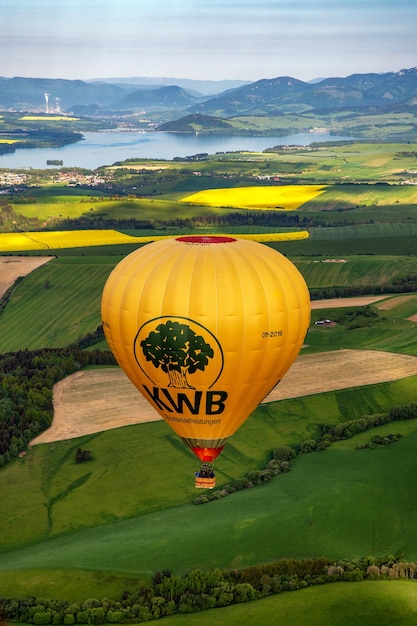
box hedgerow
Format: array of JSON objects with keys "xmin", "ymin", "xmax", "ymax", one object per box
[
  {"xmin": 193, "ymin": 404, "xmax": 417, "ymax": 504},
  {"xmin": 1, "ymin": 554, "xmax": 416, "ymax": 623}
]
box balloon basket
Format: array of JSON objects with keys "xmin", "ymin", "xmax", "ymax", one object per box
[
  {"xmin": 195, "ymin": 463, "xmax": 216, "ymax": 489},
  {"xmin": 195, "ymin": 476, "xmax": 216, "ymax": 489}
]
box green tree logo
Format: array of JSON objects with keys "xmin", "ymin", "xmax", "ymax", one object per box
[{"xmin": 139, "ymin": 319, "xmax": 215, "ymax": 389}]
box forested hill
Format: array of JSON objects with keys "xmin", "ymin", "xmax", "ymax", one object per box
[
  {"xmin": 0, "ymin": 78, "xmax": 203, "ymax": 113},
  {"xmin": 1, "ymin": 67, "xmax": 416, "ymax": 116},
  {"xmin": 157, "ymin": 113, "xmax": 236, "ymax": 133},
  {"xmin": 0, "ymin": 77, "xmax": 128, "ymax": 111},
  {"xmin": 115, "ymin": 85, "xmax": 200, "ymax": 109},
  {"xmin": 187, "ymin": 67, "xmax": 417, "ymax": 116}
]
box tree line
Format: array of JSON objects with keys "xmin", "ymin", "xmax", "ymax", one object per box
[
  {"xmin": 1, "ymin": 554, "xmax": 417, "ymax": 623},
  {"xmin": 40, "ymin": 210, "xmax": 305, "ymax": 232},
  {"xmin": 0, "ymin": 345, "xmax": 115, "ymax": 467},
  {"xmin": 0, "ymin": 200, "xmax": 43, "ymax": 232},
  {"xmin": 310, "ymin": 275, "xmax": 417, "ymax": 300},
  {"xmin": 58, "ymin": 210, "xmax": 365, "ymax": 231}
]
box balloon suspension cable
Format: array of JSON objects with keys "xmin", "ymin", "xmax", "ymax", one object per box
[{"xmin": 195, "ymin": 462, "xmax": 216, "ymax": 489}]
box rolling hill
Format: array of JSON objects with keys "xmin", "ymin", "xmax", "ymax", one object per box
[
  {"xmin": 1, "ymin": 67, "xmax": 417, "ymax": 119},
  {"xmin": 114, "ymin": 85, "xmax": 200, "ymax": 109},
  {"xmin": 187, "ymin": 67, "xmax": 417, "ymax": 117}
]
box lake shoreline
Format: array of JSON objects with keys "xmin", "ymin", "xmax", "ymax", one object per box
[{"xmin": 0, "ymin": 130, "xmax": 354, "ymax": 170}]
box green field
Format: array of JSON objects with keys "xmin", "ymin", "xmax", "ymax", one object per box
[
  {"xmin": 299, "ymin": 256, "xmax": 417, "ymax": 288},
  {"xmin": 310, "ymin": 223, "xmax": 417, "ymax": 239},
  {"xmin": 1, "ymin": 375, "xmax": 417, "ymax": 596},
  {"xmin": 0, "ymin": 256, "xmax": 115, "ymax": 351},
  {"xmin": 1, "ymin": 141, "xmax": 417, "ymax": 619},
  {"xmin": 159, "ymin": 581, "xmax": 417, "ymax": 626},
  {"xmin": 307, "ymin": 308, "xmax": 417, "ymax": 356},
  {"xmin": 245, "ymin": 142, "xmax": 417, "ymax": 182},
  {"xmin": 2, "ymin": 253, "xmax": 417, "ymax": 353}
]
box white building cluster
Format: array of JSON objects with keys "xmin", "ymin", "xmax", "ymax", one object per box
[{"xmin": 0, "ymin": 171, "xmax": 29, "ymax": 186}]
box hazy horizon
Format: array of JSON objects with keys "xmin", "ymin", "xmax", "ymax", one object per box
[{"xmin": 1, "ymin": 0, "xmax": 416, "ymax": 84}]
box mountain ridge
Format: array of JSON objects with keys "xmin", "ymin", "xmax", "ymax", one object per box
[
  {"xmin": 189, "ymin": 67, "xmax": 417, "ymax": 116},
  {"xmin": 0, "ymin": 68, "xmax": 416, "ymax": 120}
]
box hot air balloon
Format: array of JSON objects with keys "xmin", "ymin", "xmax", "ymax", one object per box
[{"xmin": 101, "ymin": 235, "xmax": 310, "ymax": 488}]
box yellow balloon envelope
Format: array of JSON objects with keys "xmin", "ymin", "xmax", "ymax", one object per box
[{"xmin": 101, "ymin": 236, "xmax": 310, "ymax": 465}]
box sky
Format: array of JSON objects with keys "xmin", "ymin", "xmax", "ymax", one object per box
[{"xmin": 1, "ymin": 0, "xmax": 416, "ymax": 83}]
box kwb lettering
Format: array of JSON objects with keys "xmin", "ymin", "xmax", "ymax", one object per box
[{"xmin": 143, "ymin": 385, "xmax": 228, "ymax": 415}]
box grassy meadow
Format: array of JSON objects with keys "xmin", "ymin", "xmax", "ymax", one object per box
[
  {"xmin": 307, "ymin": 306, "xmax": 417, "ymax": 355},
  {"xmin": 221, "ymin": 110, "xmax": 417, "ymax": 142},
  {"xmin": 298, "ymin": 256, "xmax": 417, "ymax": 289},
  {"xmin": 232, "ymin": 142, "xmax": 417, "ymax": 182},
  {"xmin": 158, "ymin": 581, "xmax": 417, "ymax": 626},
  {"xmin": 0, "ymin": 256, "xmax": 114, "ymax": 351},
  {"xmin": 1, "ymin": 140, "xmax": 417, "ymax": 617},
  {"xmin": 2, "ymin": 376, "xmax": 417, "ymax": 596}
]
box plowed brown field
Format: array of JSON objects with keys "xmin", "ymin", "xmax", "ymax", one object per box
[
  {"xmin": 311, "ymin": 296, "xmax": 386, "ymax": 309},
  {"xmin": 31, "ymin": 349, "xmax": 417, "ymax": 445},
  {"xmin": 0, "ymin": 256, "xmax": 54, "ymax": 296}
]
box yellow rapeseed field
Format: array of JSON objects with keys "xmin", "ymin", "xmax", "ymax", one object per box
[
  {"xmin": 0, "ymin": 230, "xmax": 140, "ymax": 252},
  {"xmin": 19, "ymin": 116, "xmax": 80, "ymax": 121},
  {"xmin": 180, "ymin": 185, "xmax": 327, "ymax": 210},
  {"xmin": 0, "ymin": 139, "xmax": 19, "ymax": 144},
  {"xmin": 0, "ymin": 229, "xmax": 309, "ymax": 252},
  {"xmin": 229, "ymin": 231, "xmax": 309, "ymax": 242}
]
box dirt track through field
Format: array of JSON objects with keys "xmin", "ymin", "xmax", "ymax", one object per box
[
  {"xmin": 377, "ymin": 295, "xmax": 415, "ymax": 310},
  {"xmin": 0, "ymin": 256, "xmax": 54, "ymax": 296},
  {"xmin": 310, "ymin": 296, "xmax": 386, "ymax": 309},
  {"xmin": 31, "ymin": 349, "xmax": 417, "ymax": 445}
]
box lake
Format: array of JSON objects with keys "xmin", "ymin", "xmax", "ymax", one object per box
[{"xmin": 0, "ymin": 130, "xmax": 353, "ymax": 170}]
